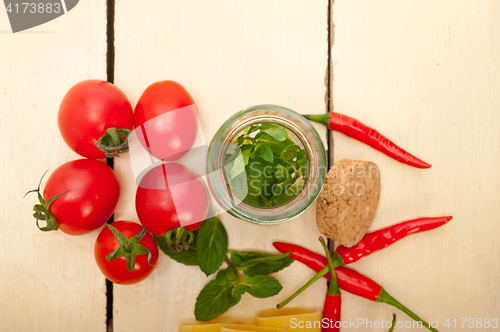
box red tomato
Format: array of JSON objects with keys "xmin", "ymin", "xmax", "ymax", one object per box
[
  {"xmin": 43, "ymin": 159, "xmax": 120, "ymax": 235},
  {"xmin": 135, "ymin": 163, "xmax": 210, "ymax": 236},
  {"xmin": 134, "ymin": 81, "xmax": 198, "ymax": 161},
  {"xmin": 58, "ymin": 80, "xmax": 133, "ymax": 159},
  {"xmin": 94, "ymin": 221, "xmax": 159, "ymax": 285}
]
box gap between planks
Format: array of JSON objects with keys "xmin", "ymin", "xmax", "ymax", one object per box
[
  {"xmin": 326, "ymin": 0, "xmax": 337, "ymax": 271},
  {"xmin": 106, "ymin": 0, "xmax": 116, "ymax": 330}
]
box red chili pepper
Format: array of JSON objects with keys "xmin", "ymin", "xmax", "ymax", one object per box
[
  {"xmin": 336, "ymin": 216, "xmax": 453, "ymax": 264},
  {"xmin": 335, "ymin": 266, "xmax": 381, "ymax": 301},
  {"xmin": 274, "ymin": 216, "xmax": 451, "ymax": 268},
  {"xmin": 274, "ymin": 244, "xmax": 438, "ymax": 332},
  {"xmin": 323, "ymin": 294, "xmax": 341, "ymax": 332},
  {"xmin": 304, "ymin": 113, "xmax": 431, "ymax": 169},
  {"xmin": 319, "ymin": 237, "xmax": 341, "ymax": 332},
  {"xmin": 273, "ymin": 242, "xmax": 380, "ymax": 301},
  {"xmin": 273, "ymin": 242, "xmax": 343, "ymax": 279}
]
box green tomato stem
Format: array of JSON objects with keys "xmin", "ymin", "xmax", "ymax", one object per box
[
  {"xmin": 108, "ymin": 127, "xmax": 121, "ymax": 146},
  {"xmin": 165, "ymin": 227, "xmax": 195, "ymax": 252},
  {"xmin": 25, "ymin": 171, "xmax": 69, "ymax": 232},
  {"xmin": 96, "ymin": 127, "xmax": 131, "ymax": 158},
  {"xmin": 46, "ymin": 210, "xmax": 60, "ymax": 231},
  {"xmin": 105, "ymin": 224, "xmax": 153, "ymax": 273}
]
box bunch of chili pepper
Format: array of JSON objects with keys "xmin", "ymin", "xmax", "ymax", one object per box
[
  {"xmin": 275, "ymin": 216, "xmax": 452, "ymax": 332},
  {"xmin": 304, "ymin": 112, "xmax": 431, "ymax": 169}
]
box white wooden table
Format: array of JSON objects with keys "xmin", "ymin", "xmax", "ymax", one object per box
[{"xmin": 1, "ymin": 1, "xmax": 499, "ymax": 331}]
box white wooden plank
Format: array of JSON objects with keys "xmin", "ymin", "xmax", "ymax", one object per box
[
  {"xmin": 0, "ymin": 2, "xmax": 107, "ymax": 331},
  {"xmin": 333, "ymin": 0, "xmax": 500, "ymax": 330},
  {"xmin": 113, "ymin": 0, "xmax": 329, "ymax": 330}
]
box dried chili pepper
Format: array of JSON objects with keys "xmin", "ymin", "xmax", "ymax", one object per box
[
  {"xmin": 274, "ymin": 244, "xmax": 438, "ymax": 332},
  {"xmin": 319, "ymin": 237, "xmax": 341, "ymax": 332},
  {"xmin": 336, "ymin": 216, "xmax": 453, "ymax": 264},
  {"xmin": 304, "ymin": 113, "xmax": 431, "ymax": 169}
]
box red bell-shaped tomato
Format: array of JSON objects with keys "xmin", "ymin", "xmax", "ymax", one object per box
[
  {"xmin": 134, "ymin": 81, "xmax": 199, "ymax": 161},
  {"xmin": 135, "ymin": 163, "xmax": 209, "ymax": 237},
  {"xmin": 58, "ymin": 80, "xmax": 133, "ymax": 159},
  {"xmin": 30, "ymin": 159, "xmax": 120, "ymax": 235},
  {"xmin": 95, "ymin": 221, "xmax": 159, "ymax": 285}
]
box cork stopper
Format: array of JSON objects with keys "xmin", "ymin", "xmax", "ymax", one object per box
[{"xmin": 316, "ymin": 159, "xmax": 381, "ymax": 247}]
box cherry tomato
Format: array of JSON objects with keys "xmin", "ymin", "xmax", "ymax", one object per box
[
  {"xmin": 58, "ymin": 80, "xmax": 133, "ymax": 159},
  {"xmin": 94, "ymin": 221, "xmax": 159, "ymax": 285},
  {"xmin": 43, "ymin": 159, "xmax": 120, "ymax": 235},
  {"xmin": 134, "ymin": 81, "xmax": 198, "ymax": 161},
  {"xmin": 135, "ymin": 163, "xmax": 210, "ymax": 236}
]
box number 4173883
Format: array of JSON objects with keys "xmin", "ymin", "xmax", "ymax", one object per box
[
  {"xmin": 5, "ymin": 3, "xmax": 62, "ymax": 14},
  {"xmin": 443, "ymin": 318, "xmax": 498, "ymax": 329}
]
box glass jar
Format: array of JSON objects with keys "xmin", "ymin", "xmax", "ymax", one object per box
[{"xmin": 207, "ymin": 104, "xmax": 327, "ymax": 225}]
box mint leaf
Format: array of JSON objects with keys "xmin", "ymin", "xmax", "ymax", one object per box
[
  {"xmin": 280, "ymin": 144, "xmax": 301, "ymax": 161},
  {"xmin": 226, "ymin": 142, "xmax": 238, "ymax": 155},
  {"xmin": 215, "ymin": 267, "xmax": 237, "ymax": 287},
  {"xmin": 226, "ymin": 153, "xmax": 245, "ymax": 180},
  {"xmin": 272, "ymin": 179, "xmax": 293, "ymax": 197},
  {"xmin": 262, "ymin": 126, "xmax": 287, "ymax": 141},
  {"xmin": 241, "ymin": 146, "xmax": 253, "ymax": 166},
  {"xmin": 243, "ymin": 275, "xmax": 283, "ymax": 298},
  {"xmin": 287, "ymin": 180, "xmax": 305, "ymax": 195},
  {"xmin": 230, "ymin": 285, "xmax": 245, "ymax": 307},
  {"xmin": 226, "ymin": 170, "xmax": 248, "ymax": 201},
  {"xmin": 258, "ymin": 144, "xmax": 274, "ymax": 163},
  {"xmin": 196, "ymin": 217, "xmax": 228, "ymax": 276},
  {"xmin": 154, "ymin": 234, "xmax": 198, "ymax": 266},
  {"xmin": 272, "ymin": 178, "xmax": 306, "ymax": 206},
  {"xmin": 244, "ymin": 158, "xmax": 277, "ymax": 202},
  {"xmin": 230, "ymin": 251, "xmax": 272, "ymax": 267},
  {"xmin": 239, "ymin": 252, "xmax": 294, "ymax": 277},
  {"xmin": 234, "ymin": 283, "xmax": 250, "ymax": 294},
  {"xmin": 194, "ymin": 279, "xmax": 233, "ymax": 321},
  {"xmin": 244, "ymin": 124, "xmax": 259, "ymax": 135},
  {"xmin": 274, "ymin": 164, "xmax": 290, "ymax": 183},
  {"xmin": 254, "ymin": 132, "xmax": 294, "ymax": 156},
  {"xmin": 296, "ymin": 150, "xmax": 307, "ymax": 170}
]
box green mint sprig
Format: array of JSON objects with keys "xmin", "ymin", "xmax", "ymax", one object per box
[
  {"xmin": 154, "ymin": 216, "xmax": 293, "ymax": 322},
  {"xmin": 224, "ymin": 123, "xmax": 308, "ymax": 208}
]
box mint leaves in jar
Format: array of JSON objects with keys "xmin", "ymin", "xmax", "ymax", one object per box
[{"xmin": 223, "ymin": 123, "xmax": 308, "ymax": 208}]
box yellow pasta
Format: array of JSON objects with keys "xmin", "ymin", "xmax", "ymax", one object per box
[
  {"xmin": 179, "ymin": 322, "xmax": 226, "ymax": 332},
  {"xmin": 178, "ymin": 308, "xmax": 321, "ymax": 332},
  {"xmin": 255, "ymin": 308, "xmax": 322, "ymax": 332},
  {"xmin": 220, "ymin": 324, "xmax": 286, "ymax": 332}
]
